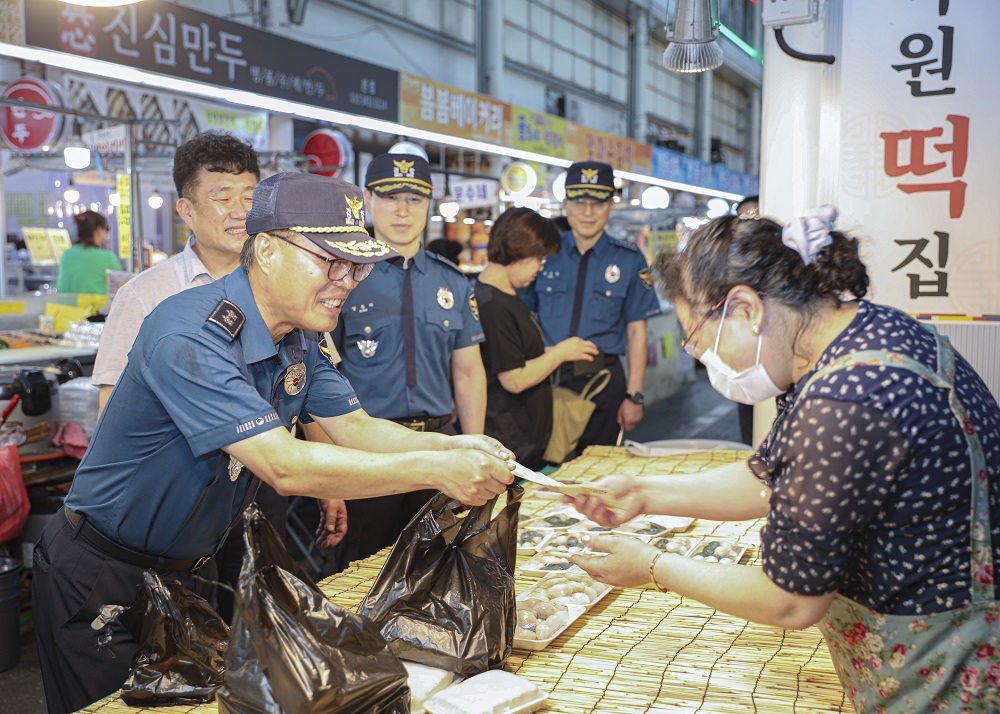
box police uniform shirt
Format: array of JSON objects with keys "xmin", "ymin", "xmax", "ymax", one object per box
[
  {"xmin": 64, "ymin": 268, "xmax": 361, "ymax": 560},
  {"xmin": 335, "ymin": 249, "xmax": 484, "ymax": 419},
  {"xmin": 520, "ymin": 231, "xmax": 661, "ymax": 354}
]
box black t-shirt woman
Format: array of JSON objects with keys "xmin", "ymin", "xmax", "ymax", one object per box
[{"xmin": 475, "ymin": 207, "xmax": 598, "ymax": 469}]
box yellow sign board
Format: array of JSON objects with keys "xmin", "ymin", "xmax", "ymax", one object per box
[
  {"xmin": 116, "ymin": 174, "xmax": 131, "ymax": 261},
  {"xmin": 45, "ymin": 302, "xmax": 90, "ymax": 333},
  {"xmin": 48, "ymin": 228, "xmax": 72, "ymax": 263},
  {"xmin": 21, "ymin": 227, "xmax": 54, "ymax": 265}
]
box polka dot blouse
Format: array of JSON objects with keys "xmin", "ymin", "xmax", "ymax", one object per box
[{"xmin": 754, "ymin": 301, "xmax": 1000, "ymax": 615}]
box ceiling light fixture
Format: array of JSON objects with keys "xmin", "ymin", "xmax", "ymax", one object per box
[
  {"xmin": 59, "ymin": 1, "xmax": 144, "ymax": 7},
  {"xmin": 662, "ymin": 0, "xmax": 724, "ymax": 73},
  {"xmin": 0, "ymin": 41, "xmax": 742, "ymax": 200}
]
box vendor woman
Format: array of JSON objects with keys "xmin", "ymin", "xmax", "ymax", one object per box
[{"xmin": 569, "ymin": 210, "xmax": 1000, "ymax": 713}]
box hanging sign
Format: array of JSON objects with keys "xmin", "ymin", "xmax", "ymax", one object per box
[
  {"xmin": 302, "ymin": 128, "xmax": 353, "ymax": 178},
  {"xmin": 0, "ymin": 77, "xmax": 67, "ymax": 152},
  {"xmin": 116, "ymin": 173, "xmax": 132, "ymax": 262}
]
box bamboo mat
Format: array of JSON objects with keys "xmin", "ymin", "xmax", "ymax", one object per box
[{"xmin": 79, "ymin": 447, "xmax": 852, "ymax": 714}]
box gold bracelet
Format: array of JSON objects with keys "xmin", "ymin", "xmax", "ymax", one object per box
[{"xmin": 649, "ymin": 550, "xmax": 669, "ymax": 593}]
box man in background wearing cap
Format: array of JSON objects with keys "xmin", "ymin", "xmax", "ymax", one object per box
[
  {"xmin": 328, "ymin": 152, "xmax": 487, "ymax": 570},
  {"xmin": 89, "ymin": 131, "xmax": 347, "ymax": 622},
  {"xmin": 520, "ymin": 161, "xmax": 661, "ymax": 451},
  {"xmin": 32, "ymin": 172, "xmax": 513, "ymax": 714}
]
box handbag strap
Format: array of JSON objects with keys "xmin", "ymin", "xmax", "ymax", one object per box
[{"xmin": 580, "ymin": 368, "xmax": 612, "ymax": 402}]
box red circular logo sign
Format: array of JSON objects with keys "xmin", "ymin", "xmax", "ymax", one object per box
[
  {"xmin": 302, "ymin": 128, "xmax": 353, "ymax": 178},
  {"xmin": 0, "ymin": 78, "xmax": 65, "ymax": 153}
]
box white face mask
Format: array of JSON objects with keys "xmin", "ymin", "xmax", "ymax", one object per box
[{"xmin": 699, "ymin": 301, "xmax": 783, "ymax": 405}]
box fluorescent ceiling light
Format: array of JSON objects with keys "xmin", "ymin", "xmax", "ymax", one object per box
[
  {"xmin": 0, "ymin": 42, "xmax": 741, "ymax": 200},
  {"xmin": 59, "ymin": 0, "xmax": 143, "ymax": 6}
]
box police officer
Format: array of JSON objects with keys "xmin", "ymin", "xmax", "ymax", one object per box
[
  {"xmin": 330, "ymin": 152, "xmax": 487, "ymax": 569},
  {"xmin": 520, "ymin": 161, "xmax": 661, "ymax": 449},
  {"xmin": 32, "ymin": 172, "xmax": 514, "ymax": 714}
]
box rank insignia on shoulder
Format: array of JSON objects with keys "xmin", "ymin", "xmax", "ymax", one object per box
[
  {"xmin": 207, "ymin": 300, "xmax": 245, "ymax": 339},
  {"xmin": 469, "ymin": 294, "xmax": 480, "ymax": 321},
  {"xmin": 639, "ymin": 268, "xmax": 653, "ymax": 290},
  {"xmin": 318, "ymin": 333, "xmax": 341, "ymax": 366},
  {"xmin": 612, "ymin": 237, "xmax": 640, "ymax": 252},
  {"xmin": 437, "ymin": 287, "xmax": 455, "ymax": 310}
]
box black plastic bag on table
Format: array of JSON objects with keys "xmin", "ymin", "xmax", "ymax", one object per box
[
  {"xmin": 217, "ymin": 503, "xmax": 410, "ymax": 714},
  {"xmin": 358, "ymin": 485, "xmax": 523, "ymax": 678},
  {"xmin": 112, "ymin": 570, "xmax": 229, "ymax": 705}
]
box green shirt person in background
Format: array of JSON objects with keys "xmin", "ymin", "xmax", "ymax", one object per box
[{"xmin": 57, "ymin": 210, "xmax": 121, "ymax": 294}]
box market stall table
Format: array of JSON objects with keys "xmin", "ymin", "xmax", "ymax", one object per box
[{"xmin": 76, "ymin": 447, "xmax": 851, "ymax": 714}]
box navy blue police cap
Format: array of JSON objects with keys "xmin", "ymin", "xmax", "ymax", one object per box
[
  {"xmin": 365, "ymin": 153, "xmax": 433, "ymax": 197},
  {"xmin": 246, "ymin": 172, "xmax": 398, "ymax": 263},
  {"xmin": 564, "ymin": 161, "xmax": 615, "ymax": 202}
]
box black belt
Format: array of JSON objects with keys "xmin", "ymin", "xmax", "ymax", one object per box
[
  {"xmin": 392, "ymin": 414, "xmax": 452, "ymax": 432},
  {"xmin": 64, "ymin": 507, "xmax": 211, "ymax": 571}
]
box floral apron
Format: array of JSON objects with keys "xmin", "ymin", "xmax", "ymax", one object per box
[{"xmin": 792, "ymin": 329, "xmax": 998, "ymax": 713}]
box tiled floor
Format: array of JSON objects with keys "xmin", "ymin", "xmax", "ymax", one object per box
[{"xmin": 0, "ymin": 368, "xmax": 738, "ymax": 713}]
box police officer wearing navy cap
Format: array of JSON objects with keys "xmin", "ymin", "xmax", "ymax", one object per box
[
  {"xmin": 329, "ymin": 152, "xmax": 487, "ymax": 569},
  {"xmin": 520, "ymin": 161, "xmax": 661, "ymax": 450},
  {"xmin": 32, "ymin": 172, "xmax": 514, "ymax": 714}
]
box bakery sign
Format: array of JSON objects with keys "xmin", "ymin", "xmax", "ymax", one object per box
[
  {"xmin": 0, "ymin": 77, "xmax": 68, "ymax": 153},
  {"xmin": 23, "ymin": 0, "xmax": 399, "ymax": 122}
]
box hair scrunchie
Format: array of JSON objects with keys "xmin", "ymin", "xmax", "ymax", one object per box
[{"xmin": 781, "ymin": 205, "xmax": 838, "ymax": 265}]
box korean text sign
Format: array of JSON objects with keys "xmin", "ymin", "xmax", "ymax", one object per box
[
  {"xmin": 24, "ymin": 0, "xmax": 399, "ymax": 121},
  {"xmin": 838, "ymin": 0, "xmax": 997, "ymax": 314}
]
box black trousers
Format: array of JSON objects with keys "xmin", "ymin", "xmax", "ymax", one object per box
[
  {"xmin": 326, "ymin": 421, "xmax": 456, "ymax": 574},
  {"xmin": 32, "ymin": 510, "xmax": 218, "ymax": 714},
  {"xmin": 214, "ymin": 481, "xmax": 287, "ymax": 623},
  {"xmin": 559, "ymin": 356, "xmax": 627, "ymax": 450}
]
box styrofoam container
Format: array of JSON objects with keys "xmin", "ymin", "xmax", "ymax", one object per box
[{"xmin": 424, "ymin": 670, "xmax": 547, "ymax": 714}]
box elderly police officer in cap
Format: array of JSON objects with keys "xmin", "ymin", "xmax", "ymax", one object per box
[
  {"xmin": 32, "ymin": 172, "xmax": 514, "ymax": 714},
  {"xmin": 520, "ymin": 161, "xmax": 661, "ymax": 451},
  {"xmin": 327, "ymin": 152, "xmax": 487, "ymax": 569}
]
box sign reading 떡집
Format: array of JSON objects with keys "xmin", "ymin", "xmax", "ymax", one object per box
[
  {"xmin": 24, "ymin": 0, "xmax": 399, "ymax": 121},
  {"xmin": 838, "ymin": 0, "xmax": 997, "ymax": 315}
]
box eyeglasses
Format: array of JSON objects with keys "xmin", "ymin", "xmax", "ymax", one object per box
[
  {"xmin": 273, "ymin": 234, "xmax": 374, "ymax": 282},
  {"xmin": 680, "ymin": 298, "xmax": 726, "ymax": 359}
]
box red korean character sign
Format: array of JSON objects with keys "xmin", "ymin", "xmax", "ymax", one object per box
[
  {"xmin": 836, "ymin": 0, "xmax": 998, "ymax": 314},
  {"xmin": 0, "ymin": 78, "xmax": 67, "ymax": 153}
]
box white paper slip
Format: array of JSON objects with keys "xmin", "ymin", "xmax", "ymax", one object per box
[{"xmin": 511, "ymin": 462, "xmax": 613, "ymax": 499}]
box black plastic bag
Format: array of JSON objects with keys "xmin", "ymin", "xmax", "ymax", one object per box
[
  {"xmin": 357, "ymin": 485, "xmax": 522, "ymax": 678},
  {"xmin": 118, "ymin": 570, "xmax": 229, "ymax": 705},
  {"xmin": 218, "ymin": 504, "xmax": 410, "ymax": 714}
]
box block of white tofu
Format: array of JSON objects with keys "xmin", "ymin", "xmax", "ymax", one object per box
[
  {"xmin": 404, "ymin": 662, "xmax": 460, "ymax": 714},
  {"xmin": 424, "ymin": 670, "xmax": 547, "ymax": 714}
]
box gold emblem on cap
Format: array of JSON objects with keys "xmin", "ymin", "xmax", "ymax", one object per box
[
  {"xmin": 605, "ymin": 264, "xmax": 621, "ymax": 284},
  {"xmin": 324, "ymin": 238, "xmax": 392, "ymax": 257},
  {"xmin": 437, "ymin": 287, "xmax": 455, "ymax": 310},
  {"xmin": 228, "ymin": 455, "xmax": 243, "ymax": 482},
  {"xmin": 581, "ymin": 168, "xmax": 600, "ymax": 184},
  {"xmin": 284, "ymin": 362, "xmax": 307, "ymax": 395},
  {"xmin": 345, "ymin": 195, "xmax": 365, "ymax": 226},
  {"xmin": 393, "ymin": 159, "xmax": 415, "ymax": 176}
]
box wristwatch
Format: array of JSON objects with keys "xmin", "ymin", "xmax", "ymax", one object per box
[{"xmin": 626, "ymin": 392, "xmax": 645, "ymax": 405}]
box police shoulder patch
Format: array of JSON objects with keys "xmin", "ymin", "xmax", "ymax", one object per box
[
  {"xmin": 611, "ymin": 237, "xmax": 640, "ymax": 252},
  {"xmin": 425, "ymin": 250, "xmax": 463, "ymax": 273},
  {"xmin": 206, "ymin": 299, "xmax": 245, "ymax": 339},
  {"xmin": 469, "ymin": 294, "xmax": 480, "ymax": 321},
  {"xmin": 639, "ymin": 268, "xmax": 654, "ymax": 291}
]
